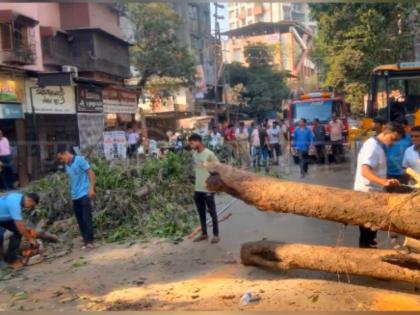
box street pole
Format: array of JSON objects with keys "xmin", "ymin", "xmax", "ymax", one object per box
[{"xmin": 213, "ymin": 2, "xmax": 225, "ymax": 124}]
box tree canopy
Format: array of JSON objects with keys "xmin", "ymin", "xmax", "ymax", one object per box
[
  {"xmin": 125, "ymin": 3, "xmax": 196, "ymax": 89},
  {"xmin": 224, "ymin": 44, "xmax": 290, "ymax": 122},
  {"xmin": 309, "ymin": 3, "xmax": 420, "ymax": 114}
]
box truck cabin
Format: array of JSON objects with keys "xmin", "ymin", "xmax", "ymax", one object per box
[
  {"xmin": 367, "ymin": 62, "xmax": 420, "ymax": 125},
  {"xmin": 288, "ymin": 92, "xmax": 348, "ymax": 134}
]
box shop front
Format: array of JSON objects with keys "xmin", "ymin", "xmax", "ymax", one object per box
[
  {"xmin": 102, "ymin": 86, "xmax": 138, "ymax": 130},
  {"xmin": 24, "ymin": 79, "xmax": 78, "ymax": 179},
  {"xmin": 0, "ymin": 71, "xmax": 28, "ymax": 186},
  {"xmin": 76, "ymin": 84, "xmax": 104, "ymax": 155}
]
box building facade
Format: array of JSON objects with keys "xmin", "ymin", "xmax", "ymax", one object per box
[
  {"xmin": 0, "ymin": 2, "xmax": 133, "ymax": 184},
  {"xmin": 227, "ymin": 2, "xmax": 314, "ymax": 31}
]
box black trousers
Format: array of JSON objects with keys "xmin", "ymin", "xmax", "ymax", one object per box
[
  {"xmin": 0, "ymin": 155, "xmax": 14, "ymax": 190},
  {"xmin": 315, "ymin": 145, "xmax": 325, "ymax": 164},
  {"xmin": 359, "ymin": 226, "xmax": 377, "ymax": 248},
  {"xmin": 73, "ymin": 196, "xmax": 94, "ymax": 243},
  {"xmin": 331, "ymin": 141, "xmax": 344, "ymax": 163},
  {"xmin": 194, "ymin": 191, "xmax": 219, "ymax": 237},
  {"xmin": 0, "ymin": 220, "xmax": 21, "ymax": 263},
  {"xmin": 297, "ymin": 150, "xmax": 309, "ymax": 175}
]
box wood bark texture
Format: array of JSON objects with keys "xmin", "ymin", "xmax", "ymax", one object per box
[
  {"xmin": 241, "ymin": 240, "xmax": 420, "ymax": 283},
  {"xmin": 205, "ymin": 163, "xmax": 420, "ymax": 239}
]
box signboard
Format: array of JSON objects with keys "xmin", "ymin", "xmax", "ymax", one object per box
[
  {"xmin": 102, "ymin": 87, "xmax": 138, "ymax": 114},
  {"xmin": 0, "ymin": 76, "xmax": 25, "ymax": 103},
  {"xmin": 25, "ymin": 82, "xmax": 76, "ymax": 114},
  {"xmin": 103, "ymin": 131, "xmax": 127, "ymax": 160},
  {"xmin": 194, "ymin": 65, "xmax": 207, "ymax": 99},
  {"xmin": 77, "ymin": 85, "xmax": 103, "ymax": 113},
  {"xmin": 0, "ymin": 103, "xmax": 24, "ymax": 119}
]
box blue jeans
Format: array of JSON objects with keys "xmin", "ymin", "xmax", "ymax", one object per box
[
  {"xmin": 73, "ymin": 196, "xmax": 94, "ymax": 243},
  {"xmin": 298, "ymin": 150, "xmax": 309, "ymax": 175},
  {"xmin": 251, "ymin": 146, "xmax": 261, "ymax": 167}
]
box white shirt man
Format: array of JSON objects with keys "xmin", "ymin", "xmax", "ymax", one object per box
[
  {"xmin": 209, "ymin": 130, "xmax": 222, "ymax": 148},
  {"xmin": 354, "ymin": 138, "xmax": 387, "ymax": 192},
  {"xmin": 353, "ymin": 123, "xmax": 404, "ymax": 248},
  {"xmin": 329, "ymin": 117, "xmax": 344, "ymax": 142},
  {"xmin": 268, "ymin": 124, "xmax": 281, "ymax": 145}
]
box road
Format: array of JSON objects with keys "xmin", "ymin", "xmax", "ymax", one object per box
[{"xmin": 0, "ymin": 152, "xmax": 419, "ymax": 311}]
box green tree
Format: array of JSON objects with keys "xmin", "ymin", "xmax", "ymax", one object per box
[
  {"xmin": 224, "ymin": 44, "xmax": 290, "ymax": 121},
  {"xmin": 125, "ymin": 3, "xmax": 196, "ymax": 89},
  {"xmin": 310, "ymin": 3, "xmax": 420, "ymax": 114}
]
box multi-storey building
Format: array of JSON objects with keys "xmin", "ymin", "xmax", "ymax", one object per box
[
  {"xmin": 227, "ymin": 3, "xmax": 314, "ymax": 31},
  {"xmin": 0, "ymin": 3, "xmax": 134, "ymax": 183}
]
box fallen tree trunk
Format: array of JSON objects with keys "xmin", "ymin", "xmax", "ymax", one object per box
[
  {"xmin": 205, "ymin": 163, "xmax": 420, "ymax": 239},
  {"xmin": 241, "ymin": 240, "xmax": 420, "ymax": 283}
]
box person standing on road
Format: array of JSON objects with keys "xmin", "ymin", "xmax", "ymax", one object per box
[
  {"xmin": 0, "ymin": 130, "xmax": 13, "ymax": 190},
  {"xmin": 354, "ymin": 122, "xmax": 405, "ymax": 248},
  {"xmin": 251, "ymin": 124, "xmax": 261, "ymax": 168},
  {"xmin": 328, "ymin": 114, "xmax": 344, "ymax": 163},
  {"xmin": 57, "ymin": 149, "xmax": 96, "ymax": 250},
  {"xmin": 0, "ymin": 192, "xmax": 39, "ymax": 270},
  {"xmin": 259, "ymin": 123, "xmax": 270, "ymax": 172},
  {"xmin": 127, "ymin": 127, "xmax": 140, "ymax": 158},
  {"xmin": 385, "ymin": 118, "xmax": 412, "ymax": 186},
  {"xmin": 268, "ymin": 121, "xmax": 282, "ymax": 165},
  {"xmin": 235, "ymin": 122, "xmax": 251, "ymax": 169},
  {"xmin": 403, "ymin": 125, "xmax": 420, "ymax": 177},
  {"xmin": 223, "ymin": 123, "xmax": 237, "ymax": 164},
  {"xmin": 312, "ymin": 119, "xmax": 327, "ymax": 164},
  {"xmin": 188, "ymin": 134, "xmax": 220, "ymax": 244},
  {"xmin": 208, "ymin": 126, "xmax": 223, "ymax": 151},
  {"xmin": 293, "ymin": 119, "xmax": 313, "ymax": 178}
]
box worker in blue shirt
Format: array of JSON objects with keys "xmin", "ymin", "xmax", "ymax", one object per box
[
  {"xmin": 57, "ymin": 150, "xmax": 96, "ymax": 250},
  {"xmin": 0, "ymin": 192, "xmax": 39, "ymax": 270},
  {"xmin": 385, "ymin": 118, "xmax": 412, "ymax": 187},
  {"xmin": 293, "ymin": 118, "xmax": 314, "ymax": 178}
]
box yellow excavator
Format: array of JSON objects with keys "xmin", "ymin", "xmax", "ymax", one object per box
[{"xmin": 349, "ymin": 62, "xmax": 420, "ymax": 143}]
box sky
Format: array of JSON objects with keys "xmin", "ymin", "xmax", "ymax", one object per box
[{"xmin": 210, "ymin": 2, "xmax": 228, "ymax": 35}]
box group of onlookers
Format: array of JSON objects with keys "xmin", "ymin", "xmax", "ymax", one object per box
[{"xmin": 291, "ymin": 114, "xmax": 346, "ymax": 177}]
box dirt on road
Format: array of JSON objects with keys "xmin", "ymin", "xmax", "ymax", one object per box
[{"xmin": 0, "ymin": 158, "xmax": 419, "ymax": 311}]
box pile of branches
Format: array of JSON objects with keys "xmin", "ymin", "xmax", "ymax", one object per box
[{"xmin": 24, "ymin": 152, "xmax": 197, "ymax": 242}]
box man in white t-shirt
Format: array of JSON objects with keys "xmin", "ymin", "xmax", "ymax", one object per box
[
  {"xmin": 268, "ymin": 121, "xmax": 281, "ymax": 165},
  {"xmin": 354, "ymin": 122, "xmax": 405, "ymax": 248},
  {"xmin": 329, "ymin": 114, "xmax": 344, "ymax": 163},
  {"xmin": 403, "ymin": 125, "xmax": 420, "ymax": 177}
]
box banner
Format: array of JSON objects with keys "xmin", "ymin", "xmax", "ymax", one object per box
[
  {"xmin": 194, "ymin": 65, "xmax": 207, "ymax": 99},
  {"xmin": 25, "ymin": 81, "xmax": 76, "ymax": 114},
  {"xmin": 77, "ymin": 85, "xmax": 103, "ymax": 113},
  {"xmin": 0, "ymin": 103, "xmax": 24, "ymax": 119},
  {"xmin": 0, "ymin": 76, "xmax": 25, "ymax": 103},
  {"xmin": 103, "ymin": 131, "xmax": 127, "ymax": 160},
  {"xmin": 102, "ymin": 87, "xmax": 138, "ymax": 114}
]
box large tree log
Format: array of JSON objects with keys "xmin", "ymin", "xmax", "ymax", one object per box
[
  {"xmin": 205, "ymin": 163, "xmax": 420, "ymax": 239},
  {"xmin": 241, "ymin": 240, "xmax": 420, "ymax": 283}
]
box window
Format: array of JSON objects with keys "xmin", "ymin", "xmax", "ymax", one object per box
[
  {"xmin": 247, "ymin": 8, "xmax": 252, "ymax": 16},
  {"xmin": 41, "ymin": 36, "xmax": 53, "ymax": 57},
  {"xmin": 1, "ymin": 23, "xmax": 13, "ymax": 50},
  {"xmin": 233, "ymin": 48, "xmax": 241, "ymax": 62}
]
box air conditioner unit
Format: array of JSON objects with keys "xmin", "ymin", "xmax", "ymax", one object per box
[{"xmin": 62, "ymin": 65, "xmax": 78, "ymax": 78}]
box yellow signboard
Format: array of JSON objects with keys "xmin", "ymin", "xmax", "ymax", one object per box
[{"xmin": 0, "ymin": 75, "xmax": 25, "ymax": 103}]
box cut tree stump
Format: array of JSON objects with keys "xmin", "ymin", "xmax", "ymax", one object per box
[
  {"xmin": 241, "ymin": 240, "xmax": 420, "ymax": 283},
  {"xmin": 205, "ymin": 163, "xmax": 420, "ymax": 239}
]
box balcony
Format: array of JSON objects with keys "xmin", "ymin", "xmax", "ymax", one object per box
[
  {"xmin": 41, "ymin": 28, "xmax": 72, "ymax": 67},
  {"xmin": 2, "ymin": 45, "xmax": 36, "ymax": 65}
]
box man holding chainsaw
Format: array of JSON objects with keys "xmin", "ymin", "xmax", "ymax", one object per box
[{"xmin": 0, "ymin": 192, "xmax": 39, "ymax": 269}]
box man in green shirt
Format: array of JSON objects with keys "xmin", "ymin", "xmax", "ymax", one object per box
[{"xmin": 188, "ymin": 133, "xmax": 220, "ymax": 244}]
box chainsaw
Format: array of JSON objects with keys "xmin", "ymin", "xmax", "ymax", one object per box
[{"xmin": 20, "ymin": 229, "xmax": 45, "ymax": 266}]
